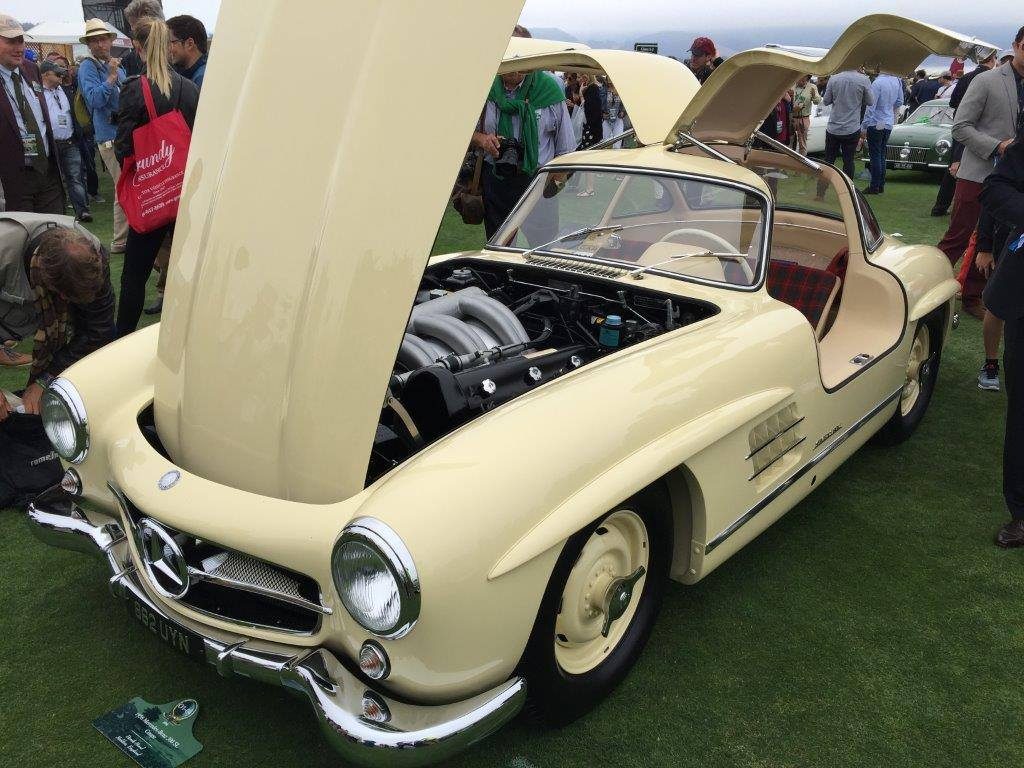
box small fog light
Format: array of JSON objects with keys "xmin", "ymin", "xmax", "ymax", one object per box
[
  {"xmin": 361, "ymin": 691, "xmax": 391, "ymax": 724},
  {"xmin": 60, "ymin": 468, "xmax": 82, "ymax": 496},
  {"xmin": 359, "ymin": 641, "xmax": 390, "ymax": 680}
]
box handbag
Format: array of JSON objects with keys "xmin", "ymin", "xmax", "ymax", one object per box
[
  {"xmin": 116, "ymin": 77, "xmax": 192, "ymax": 234},
  {"xmin": 0, "ymin": 412, "xmax": 63, "ymax": 509},
  {"xmin": 452, "ymin": 151, "xmax": 485, "ymax": 226}
]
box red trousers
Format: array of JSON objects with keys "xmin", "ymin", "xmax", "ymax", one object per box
[{"xmin": 937, "ymin": 179, "xmax": 986, "ymax": 303}]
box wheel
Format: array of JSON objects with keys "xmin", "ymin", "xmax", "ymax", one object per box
[
  {"xmin": 872, "ymin": 318, "xmax": 940, "ymax": 446},
  {"xmin": 518, "ymin": 486, "xmax": 672, "ymax": 725}
]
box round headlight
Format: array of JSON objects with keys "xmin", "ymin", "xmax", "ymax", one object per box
[
  {"xmin": 332, "ymin": 518, "xmax": 420, "ymax": 639},
  {"xmin": 935, "ymin": 140, "xmax": 951, "ymax": 156},
  {"xmin": 41, "ymin": 378, "xmax": 89, "ymax": 463}
]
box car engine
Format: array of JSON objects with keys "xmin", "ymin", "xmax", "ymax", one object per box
[{"xmin": 367, "ymin": 259, "xmax": 718, "ymax": 485}]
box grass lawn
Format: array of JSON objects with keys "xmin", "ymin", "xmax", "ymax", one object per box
[{"xmin": 1, "ymin": 168, "xmax": 1017, "ymax": 768}]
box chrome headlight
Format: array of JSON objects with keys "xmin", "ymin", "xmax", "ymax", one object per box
[
  {"xmin": 935, "ymin": 139, "xmax": 951, "ymax": 156},
  {"xmin": 332, "ymin": 518, "xmax": 420, "ymax": 639},
  {"xmin": 41, "ymin": 378, "xmax": 89, "ymax": 463}
]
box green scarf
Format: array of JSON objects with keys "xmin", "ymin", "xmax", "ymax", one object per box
[{"xmin": 488, "ymin": 71, "xmax": 567, "ymax": 176}]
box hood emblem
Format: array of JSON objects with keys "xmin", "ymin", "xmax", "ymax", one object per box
[
  {"xmin": 137, "ymin": 518, "xmax": 191, "ymax": 599},
  {"xmin": 159, "ymin": 470, "xmax": 181, "ymax": 491}
]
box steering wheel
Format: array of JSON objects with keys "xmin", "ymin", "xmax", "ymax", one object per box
[{"xmin": 656, "ymin": 227, "xmax": 754, "ymax": 283}]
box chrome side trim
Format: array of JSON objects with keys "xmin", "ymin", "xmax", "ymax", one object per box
[
  {"xmin": 706, "ymin": 387, "xmax": 902, "ymax": 554},
  {"xmin": 745, "ymin": 416, "xmax": 806, "ymax": 460},
  {"xmin": 26, "ymin": 494, "xmax": 526, "ymax": 768},
  {"xmin": 747, "ymin": 436, "xmax": 807, "ymax": 482}
]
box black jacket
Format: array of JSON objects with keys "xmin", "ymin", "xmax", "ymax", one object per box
[
  {"xmin": 981, "ymin": 138, "xmax": 1024, "ymax": 320},
  {"xmin": 114, "ymin": 71, "xmax": 199, "ymax": 164}
]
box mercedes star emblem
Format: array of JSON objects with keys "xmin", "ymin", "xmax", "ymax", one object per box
[{"xmin": 137, "ymin": 518, "xmax": 191, "ymax": 599}]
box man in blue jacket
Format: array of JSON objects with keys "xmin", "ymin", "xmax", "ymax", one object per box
[{"xmin": 77, "ymin": 19, "xmax": 127, "ymax": 254}]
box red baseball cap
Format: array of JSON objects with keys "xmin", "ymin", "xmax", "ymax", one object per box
[{"xmin": 688, "ymin": 37, "xmax": 716, "ymax": 57}]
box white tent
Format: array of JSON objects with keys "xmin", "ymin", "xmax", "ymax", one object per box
[{"xmin": 26, "ymin": 19, "xmax": 130, "ymax": 59}]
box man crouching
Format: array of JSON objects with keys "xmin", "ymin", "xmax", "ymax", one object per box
[{"xmin": 0, "ymin": 216, "xmax": 114, "ymax": 420}]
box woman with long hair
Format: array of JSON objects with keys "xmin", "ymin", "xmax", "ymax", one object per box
[{"xmin": 113, "ymin": 16, "xmax": 200, "ymax": 337}]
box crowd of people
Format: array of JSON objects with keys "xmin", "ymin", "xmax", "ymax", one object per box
[{"xmin": 0, "ymin": 0, "xmax": 206, "ymax": 419}]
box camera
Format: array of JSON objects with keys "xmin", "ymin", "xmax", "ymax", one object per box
[{"xmin": 495, "ymin": 136, "xmax": 523, "ymax": 177}]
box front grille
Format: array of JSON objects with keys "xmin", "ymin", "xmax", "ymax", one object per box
[
  {"xmin": 115, "ymin": 490, "xmax": 327, "ymax": 635},
  {"xmin": 885, "ymin": 145, "xmax": 928, "ymax": 163},
  {"xmin": 202, "ymin": 551, "xmax": 304, "ymax": 601}
]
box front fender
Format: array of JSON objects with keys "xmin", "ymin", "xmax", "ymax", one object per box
[{"xmin": 487, "ymin": 387, "xmax": 794, "ymax": 580}]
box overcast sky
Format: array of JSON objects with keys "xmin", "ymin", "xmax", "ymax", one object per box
[{"xmin": 7, "ymin": 0, "xmax": 1011, "ymax": 37}]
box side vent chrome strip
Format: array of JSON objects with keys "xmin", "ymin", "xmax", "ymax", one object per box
[{"xmin": 706, "ymin": 387, "xmax": 902, "ymax": 555}]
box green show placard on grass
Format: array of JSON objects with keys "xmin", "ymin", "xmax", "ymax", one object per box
[{"xmin": 94, "ymin": 697, "xmax": 202, "ymax": 768}]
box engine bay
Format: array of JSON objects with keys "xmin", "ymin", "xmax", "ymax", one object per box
[{"xmin": 367, "ymin": 259, "xmax": 718, "ymax": 485}]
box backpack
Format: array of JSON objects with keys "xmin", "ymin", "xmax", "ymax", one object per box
[
  {"xmin": 73, "ymin": 57, "xmax": 99, "ymax": 131},
  {"xmin": 0, "ymin": 412, "xmax": 63, "ymax": 510}
]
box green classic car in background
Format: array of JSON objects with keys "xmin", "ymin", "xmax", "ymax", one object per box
[{"xmin": 865, "ymin": 99, "xmax": 953, "ymax": 173}]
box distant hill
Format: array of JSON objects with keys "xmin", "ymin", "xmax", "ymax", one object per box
[
  {"xmin": 564, "ymin": 23, "xmax": 1014, "ymax": 64},
  {"xmin": 527, "ymin": 27, "xmax": 581, "ymax": 43}
]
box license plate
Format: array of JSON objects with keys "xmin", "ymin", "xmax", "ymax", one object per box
[
  {"xmin": 127, "ymin": 593, "xmax": 207, "ymax": 662},
  {"xmin": 893, "ymin": 162, "xmax": 914, "ymax": 169}
]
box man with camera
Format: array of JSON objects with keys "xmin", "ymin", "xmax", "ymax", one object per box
[
  {"xmin": 471, "ymin": 68, "xmax": 576, "ymax": 241},
  {"xmin": 77, "ymin": 19, "xmax": 127, "ymax": 254}
]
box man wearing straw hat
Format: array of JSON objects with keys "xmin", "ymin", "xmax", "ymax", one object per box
[
  {"xmin": 0, "ymin": 14, "xmax": 64, "ymax": 216},
  {"xmin": 77, "ymin": 18, "xmax": 127, "ymax": 254}
]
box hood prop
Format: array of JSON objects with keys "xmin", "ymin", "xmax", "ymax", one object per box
[
  {"xmin": 752, "ymin": 130, "xmax": 823, "ymax": 173},
  {"xmin": 670, "ymin": 131, "xmax": 737, "ymax": 164}
]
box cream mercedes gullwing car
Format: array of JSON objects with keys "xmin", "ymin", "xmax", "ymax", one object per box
[{"xmin": 25, "ymin": 3, "xmax": 994, "ymax": 765}]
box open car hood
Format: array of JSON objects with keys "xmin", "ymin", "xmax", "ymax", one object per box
[
  {"xmin": 152, "ymin": 0, "xmax": 525, "ymax": 504},
  {"xmin": 667, "ymin": 14, "xmax": 998, "ymax": 145},
  {"xmin": 501, "ymin": 41, "xmax": 700, "ymax": 146}
]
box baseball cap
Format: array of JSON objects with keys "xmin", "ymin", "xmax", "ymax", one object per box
[
  {"xmin": 688, "ymin": 36, "xmax": 716, "ymax": 57},
  {"xmin": 40, "ymin": 60, "xmax": 67, "ymax": 77},
  {"xmin": 0, "ymin": 13, "xmax": 24, "ymax": 39}
]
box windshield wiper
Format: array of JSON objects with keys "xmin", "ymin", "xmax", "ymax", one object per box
[
  {"xmin": 519, "ymin": 224, "xmax": 624, "ymax": 260},
  {"xmin": 628, "ymin": 250, "xmax": 741, "ymax": 281}
]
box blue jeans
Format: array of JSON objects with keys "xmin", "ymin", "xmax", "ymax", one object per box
[
  {"xmin": 57, "ymin": 140, "xmax": 89, "ymax": 217},
  {"xmin": 866, "ymin": 127, "xmax": 891, "ymax": 191}
]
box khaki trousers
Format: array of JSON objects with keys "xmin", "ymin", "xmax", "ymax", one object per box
[{"xmin": 97, "ymin": 142, "xmax": 129, "ymax": 250}]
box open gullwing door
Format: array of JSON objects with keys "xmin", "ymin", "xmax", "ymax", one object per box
[
  {"xmin": 666, "ymin": 14, "xmax": 998, "ymax": 146},
  {"xmin": 501, "ymin": 41, "xmax": 701, "ymax": 146},
  {"xmin": 152, "ymin": 0, "xmax": 526, "ymax": 504}
]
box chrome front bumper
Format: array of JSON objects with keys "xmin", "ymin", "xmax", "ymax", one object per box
[{"xmin": 26, "ymin": 486, "xmax": 526, "ymax": 768}]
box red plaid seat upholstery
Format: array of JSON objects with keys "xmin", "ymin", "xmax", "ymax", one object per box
[{"xmin": 767, "ymin": 260, "xmax": 840, "ymax": 336}]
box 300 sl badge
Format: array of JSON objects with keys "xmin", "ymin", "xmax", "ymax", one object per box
[{"xmin": 814, "ymin": 425, "xmax": 842, "ymax": 449}]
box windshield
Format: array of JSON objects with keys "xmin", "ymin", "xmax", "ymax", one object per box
[
  {"xmin": 490, "ymin": 170, "xmax": 766, "ymax": 288},
  {"xmin": 907, "ymin": 103, "xmax": 953, "ymax": 125}
]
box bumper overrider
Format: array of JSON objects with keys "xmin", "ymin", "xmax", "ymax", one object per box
[{"xmin": 26, "ymin": 484, "xmax": 526, "ymax": 768}]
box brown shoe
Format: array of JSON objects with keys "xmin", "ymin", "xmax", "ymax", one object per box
[
  {"xmin": 962, "ymin": 298, "xmax": 986, "ymax": 321},
  {"xmin": 0, "ymin": 345, "xmax": 30, "ymax": 367},
  {"xmin": 995, "ymin": 519, "xmax": 1024, "ymax": 548}
]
